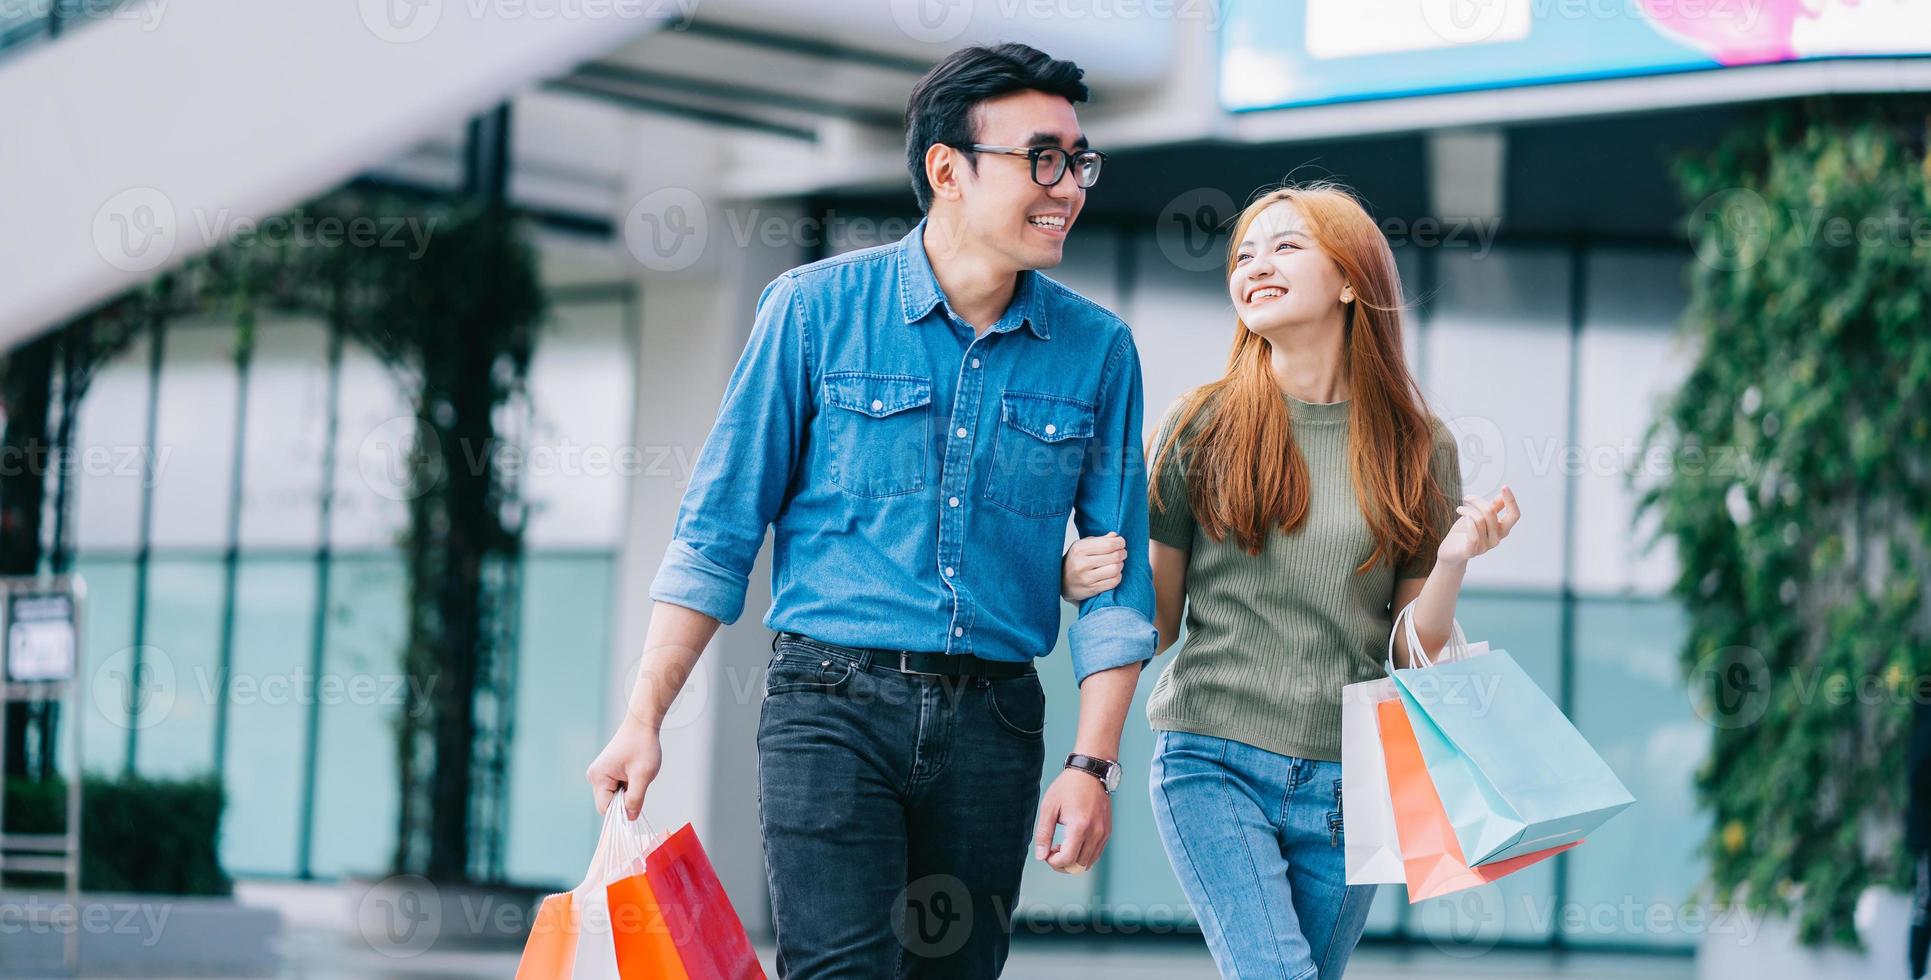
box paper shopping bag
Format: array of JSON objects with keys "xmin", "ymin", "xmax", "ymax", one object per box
[
  {"xmin": 1344, "ymin": 606, "xmax": 1490, "ymax": 885},
  {"xmin": 1342, "ymin": 675, "xmax": 1405, "ymax": 885},
  {"xmin": 634, "ymin": 823, "xmax": 762, "ymax": 980},
  {"xmin": 1378, "ymin": 698, "xmax": 1576, "ymax": 902},
  {"xmin": 515, "ymin": 806, "xmax": 762, "ymax": 980},
  {"xmin": 1391, "ymin": 649, "xmax": 1634, "ymax": 866}
]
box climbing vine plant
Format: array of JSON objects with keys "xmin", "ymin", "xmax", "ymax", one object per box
[{"xmin": 1645, "ymin": 96, "xmax": 1931, "ymax": 947}]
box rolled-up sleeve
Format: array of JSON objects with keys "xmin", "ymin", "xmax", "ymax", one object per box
[
  {"xmin": 648, "ymin": 275, "xmax": 812, "ymax": 625},
  {"xmin": 1066, "ymin": 329, "xmax": 1158, "ymax": 686}
]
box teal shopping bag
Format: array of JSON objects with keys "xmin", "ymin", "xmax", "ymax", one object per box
[{"xmin": 1388, "ymin": 614, "xmax": 1633, "ymax": 867}]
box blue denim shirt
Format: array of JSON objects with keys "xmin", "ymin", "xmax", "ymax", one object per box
[{"xmin": 649, "ymin": 221, "xmax": 1157, "ymax": 685}]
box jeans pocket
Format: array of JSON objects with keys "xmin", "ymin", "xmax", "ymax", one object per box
[
  {"xmin": 984, "ymin": 390, "xmax": 1094, "ymax": 519},
  {"xmin": 822, "ymin": 372, "xmax": 932, "ymax": 497},
  {"xmin": 765, "ymin": 652, "xmax": 858, "ymax": 697},
  {"xmin": 986, "ymin": 673, "xmax": 1046, "ymax": 739},
  {"xmin": 1328, "ymin": 777, "xmax": 1344, "ymax": 847}
]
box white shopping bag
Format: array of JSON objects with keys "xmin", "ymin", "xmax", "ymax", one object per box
[{"xmin": 1341, "ymin": 601, "xmax": 1486, "ymax": 885}]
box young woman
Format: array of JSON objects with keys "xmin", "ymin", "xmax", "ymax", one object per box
[{"xmin": 1061, "ymin": 183, "xmax": 1520, "ymax": 978}]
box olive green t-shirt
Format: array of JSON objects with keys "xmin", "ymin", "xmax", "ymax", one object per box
[{"xmin": 1144, "ymin": 392, "xmax": 1462, "ymax": 763}]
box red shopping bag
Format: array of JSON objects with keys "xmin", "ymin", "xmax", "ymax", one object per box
[
  {"xmin": 631, "ymin": 823, "xmax": 761, "ymax": 980},
  {"xmin": 1377, "ymin": 699, "xmax": 1577, "ymax": 901}
]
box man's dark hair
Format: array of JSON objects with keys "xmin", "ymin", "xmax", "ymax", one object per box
[{"xmin": 904, "ymin": 43, "xmax": 1089, "ymax": 213}]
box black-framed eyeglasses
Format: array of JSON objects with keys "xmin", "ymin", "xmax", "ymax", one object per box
[{"xmin": 947, "ymin": 143, "xmax": 1107, "ymax": 189}]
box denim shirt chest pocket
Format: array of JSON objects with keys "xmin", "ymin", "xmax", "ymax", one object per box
[
  {"xmin": 823, "ymin": 371, "xmax": 933, "ymax": 497},
  {"xmin": 985, "ymin": 390, "xmax": 1095, "ymax": 519}
]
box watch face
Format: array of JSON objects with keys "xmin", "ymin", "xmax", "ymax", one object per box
[{"xmin": 1103, "ymin": 764, "xmax": 1121, "ymax": 793}]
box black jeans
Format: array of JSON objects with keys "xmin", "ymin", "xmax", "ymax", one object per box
[{"xmin": 757, "ymin": 633, "xmax": 1048, "ymax": 979}]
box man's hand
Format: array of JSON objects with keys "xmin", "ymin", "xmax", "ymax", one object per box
[
  {"xmin": 586, "ymin": 719, "xmax": 662, "ymax": 821},
  {"xmin": 1061, "ymin": 532, "xmax": 1126, "ymax": 602},
  {"xmin": 1033, "ymin": 767, "xmax": 1112, "ymax": 874}
]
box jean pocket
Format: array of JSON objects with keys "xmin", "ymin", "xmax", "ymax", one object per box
[
  {"xmin": 1328, "ymin": 777, "xmax": 1343, "ymax": 847},
  {"xmin": 986, "ymin": 673, "xmax": 1046, "ymax": 739},
  {"xmin": 823, "ymin": 372, "xmax": 932, "ymax": 497},
  {"xmin": 765, "ymin": 652, "xmax": 858, "ymax": 697},
  {"xmin": 984, "ymin": 390, "xmax": 1094, "ymax": 519}
]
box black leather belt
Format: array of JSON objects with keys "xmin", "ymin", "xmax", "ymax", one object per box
[{"xmin": 773, "ymin": 632, "xmax": 1034, "ymax": 680}]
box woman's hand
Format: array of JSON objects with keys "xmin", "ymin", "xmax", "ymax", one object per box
[
  {"xmin": 1062, "ymin": 532, "xmax": 1126, "ymax": 602},
  {"xmin": 1437, "ymin": 486, "xmax": 1520, "ymax": 568}
]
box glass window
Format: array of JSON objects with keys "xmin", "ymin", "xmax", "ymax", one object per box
[
  {"xmin": 1565, "ymin": 598, "xmax": 1703, "ymax": 950},
  {"xmin": 74, "ymin": 557, "xmax": 138, "ymax": 775},
  {"xmin": 522, "ymin": 300, "xmax": 634, "ymax": 550},
  {"xmin": 237, "ymin": 317, "xmax": 331, "ymax": 550},
  {"xmin": 1423, "ymin": 248, "xmax": 1572, "ymax": 591},
  {"xmin": 503, "ymin": 554, "xmax": 618, "ymax": 886},
  {"xmin": 147, "ymin": 320, "xmax": 239, "ymax": 550},
  {"xmin": 306, "ymin": 555, "xmax": 407, "ymax": 878},
  {"xmin": 328, "ymin": 341, "xmax": 412, "ymax": 553},
  {"xmin": 1573, "ymin": 249, "xmax": 1694, "ymax": 597},
  {"xmin": 130, "ymin": 559, "xmax": 224, "ymax": 778},
  {"xmin": 219, "ymin": 557, "xmax": 318, "ymax": 877},
  {"xmin": 72, "ymin": 329, "xmax": 154, "ymax": 554}
]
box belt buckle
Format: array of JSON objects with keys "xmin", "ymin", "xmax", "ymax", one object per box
[{"xmin": 898, "ymin": 650, "xmax": 946, "ymax": 677}]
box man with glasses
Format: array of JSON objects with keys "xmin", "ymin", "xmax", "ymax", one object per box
[{"xmin": 585, "ymin": 42, "xmax": 1156, "ymax": 978}]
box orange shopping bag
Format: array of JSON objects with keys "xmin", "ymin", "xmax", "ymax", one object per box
[
  {"xmin": 516, "ymin": 804, "xmax": 764, "ymax": 980},
  {"xmin": 1377, "ymin": 699, "xmax": 1577, "ymax": 902}
]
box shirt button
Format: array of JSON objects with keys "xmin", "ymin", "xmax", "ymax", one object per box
[
  {"xmin": 944, "ymin": 566, "xmax": 955, "ymax": 577},
  {"xmin": 956, "ymin": 427, "xmax": 967, "ymax": 438},
  {"xmin": 954, "ymin": 627, "xmax": 964, "ymax": 637},
  {"xmin": 948, "ymin": 496, "xmax": 960, "ymax": 508},
  {"xmin": 871, "ymin": 399, "xmax": 883, "ymax": 412},
  {"xmin": 971, "ymin": 358, "xmax": 981, "ymax": 369},
  {"xmin": 1045, "ymin": 423, "xmax": 1057, "ymax": 435}
]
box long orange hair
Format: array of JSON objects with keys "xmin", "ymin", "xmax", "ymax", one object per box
[{"xmin": 1148, "ymin": 183, "xmax": 1445, "ymax": 571}]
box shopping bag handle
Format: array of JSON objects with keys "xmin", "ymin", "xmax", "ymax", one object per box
[
  {"xmin": 575, "ymin": 801, "xmax": 660, "ymax": 896},
  {"xmin": 1384, "ymin": 599, "xmax": 1469, "ymax": 675}
]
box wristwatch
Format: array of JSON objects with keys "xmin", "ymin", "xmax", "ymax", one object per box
[{"xmin": 1065, "ymin": 753, "xmax": 1121, "ymax": 794}]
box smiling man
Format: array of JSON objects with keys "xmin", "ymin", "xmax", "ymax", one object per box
[{"xmin": 585, "ymin": 43, "xmax": 1157, "ymax": 978}]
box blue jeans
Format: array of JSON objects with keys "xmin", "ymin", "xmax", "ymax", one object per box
[
  {"xmin": 757, "ymin": 633, "xmax": 1048, "ymax": 979},
  {"xmin": 1149, "ymin": 730, "xmax": 1375, "ymax": 980}
]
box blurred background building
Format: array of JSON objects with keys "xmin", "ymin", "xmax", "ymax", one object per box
[{"xmin": 1, "ymin": 1, "xmax": 1927, "ymax": 977}]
